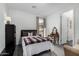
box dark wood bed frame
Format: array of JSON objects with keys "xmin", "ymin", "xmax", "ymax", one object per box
[{"xmin": 21, "ymin": 30, "xmax": 37, "ymax": 37}]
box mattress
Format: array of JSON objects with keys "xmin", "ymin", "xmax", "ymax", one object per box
[{"xmin": 22, "ymin": 36, "xmax": 54, "ymax": 56}]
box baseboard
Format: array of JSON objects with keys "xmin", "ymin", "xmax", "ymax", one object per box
[
  {"xmin": 0, "ymin": 48, "xmax": 6, "ymax": 56},
  {"xmin": 1, "ymin": 48, "xmax": 5, "ymax": 53}
]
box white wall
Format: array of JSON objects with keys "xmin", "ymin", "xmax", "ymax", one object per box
[
  {"xmin": 75, "ymin": 8, "xmax": 79, "ymax": 44},
  {"xmin": 8, "ymin": 9, "xmax": 36, "ymax": 45},
  {"xmin": 46, "ymin": 7, "xmax": 79, "ymax": 45},
  {"xmin": 46, "ymin": 12, "xmax": 61, "ymax": 43},
  {"xmin": 0, "ymin": 4, "xmax": 7, "ymax": 53},
  {"xmin": 46, "ymin": 13, "xmax": 60, "ymax": 35}
]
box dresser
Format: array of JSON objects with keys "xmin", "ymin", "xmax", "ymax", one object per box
[{"xmin": 5, "ymin": 24, "xmax": 16, "ymax": 56}]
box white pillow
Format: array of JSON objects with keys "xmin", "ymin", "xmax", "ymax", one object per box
[{"xmin": 28, "ymin": 32, "xmax": 31, "ymax": 36}]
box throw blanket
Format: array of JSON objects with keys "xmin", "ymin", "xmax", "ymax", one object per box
[{"xmin": 23, "ymin": 36, "xmax": 52, "ymax": 45}]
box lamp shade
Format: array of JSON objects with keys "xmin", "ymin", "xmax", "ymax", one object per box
[{"xmin": 4, "ymin": 16, "xmax": 11, "ymax": 24}]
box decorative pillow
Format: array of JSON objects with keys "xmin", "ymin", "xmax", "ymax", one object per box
[{"xmin": 28, "ymin": 32, "xmax": 31, "ymax": 36}]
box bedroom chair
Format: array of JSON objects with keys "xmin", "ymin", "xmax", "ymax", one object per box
[{"xmin": 64, "ymin": 45, "xmax": 79, "ymax": 56}]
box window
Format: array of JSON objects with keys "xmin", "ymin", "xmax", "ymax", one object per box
[{"xmin": 36, "ymin": 17, "xmax": 46, "ymax": 37}]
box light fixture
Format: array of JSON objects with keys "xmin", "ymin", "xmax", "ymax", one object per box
[
  {"xmin": 32, "ymin": 5, "xmax": 37, "ymax": 8},
  {"xmin": 4, "ymin": 16, "xmax": 11, "ymax": 24}
]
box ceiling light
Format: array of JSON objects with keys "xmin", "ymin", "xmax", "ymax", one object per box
[{"xmin": 32, "ymin": 6, "xmax": 37, "ymax": 8}]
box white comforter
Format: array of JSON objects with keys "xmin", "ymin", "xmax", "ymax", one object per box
[{"xmin": 22, "ymin": 36, "xmax": 54, "ymax": 56}]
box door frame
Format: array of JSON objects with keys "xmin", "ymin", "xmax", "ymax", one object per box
[{"xmin": 60, "ymin": 9, "xmax": 75, "ymax": 45}]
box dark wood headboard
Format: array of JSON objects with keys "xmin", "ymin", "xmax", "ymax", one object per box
[{"xmin": 21, "ymin": 30, "xmax": 37, "ymax": 37}]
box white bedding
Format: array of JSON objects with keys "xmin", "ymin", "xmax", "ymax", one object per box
[{"xmin": 22, "ymin": 36, "xmax": 54, "ymax": 56}]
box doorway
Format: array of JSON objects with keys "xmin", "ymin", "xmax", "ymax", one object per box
[{"xmin": 61, "ymin": 9, "xmax": 75, "ymax": 46}]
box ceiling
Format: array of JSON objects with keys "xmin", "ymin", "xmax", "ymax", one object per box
[{"xmin": 6, "ymin": 3, "xmax": 79, "ymax": 17}]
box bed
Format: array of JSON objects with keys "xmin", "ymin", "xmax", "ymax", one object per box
[{"xmin": 21, "ymin": 30, "xmax": 54, "ymax": 56}]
